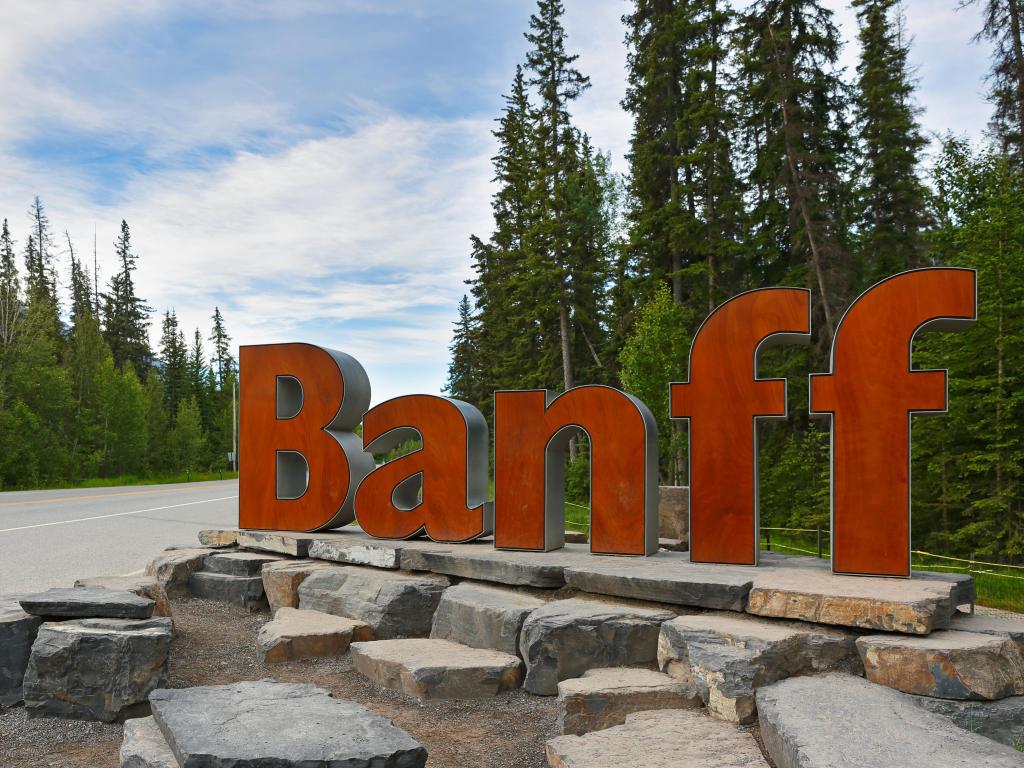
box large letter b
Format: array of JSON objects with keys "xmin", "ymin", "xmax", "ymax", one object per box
[{"xmin": 239, "ymin": 343, "xmax": 374, "ymax": 532}]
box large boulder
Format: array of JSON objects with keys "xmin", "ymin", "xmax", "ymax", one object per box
[
  {"xmin": 149, "ymin": 680, "xmax": 427, "ymax": 767},
  {"xmin": 350, "ymin": 638, "xmax": 523, "ymax": 700},
  {"xmin": 756, "ymin": 673, "xmax": 1023, "ymax": 768},
  {"xmin": 556, "ymin": 667, "xmax": 700, "ymax": 735},
  {"xmin": 203, "ymin": 550, "xmax": 285, "ymax": 576},
  {"xmin": 260, "ymin": 559, "xmax": 337, "ymax": 613},
  {"xmin": 545, "ymin": 709, "xmax": 768, "ymax": 768},
  {"xmin": 518, "ymin": 598, "xmax": 674, "ymax": 695},
  {"xmin": 236, "ymin": 530, "xmax": 317, "ymax": 557},
  {"xmin": 120, "ymin": 716, "xmax": 178, "ymax": 768},
  {"xmin": 188, "ymin": 572, "xmax": 267, "ymax": 611},
  {"xmin": 658, "ymin": 613, "xmax": 860, "ymax": 723},
  {"xmin": 258, "ymin": 608, "xmax": 373, "ymax": 662},
  {"xmin": 430, "ymin": 582, "xmax": 546, "ymax": 656},
  {"xmin": 20, "ymin": 587, "xmax": 154, "ymax": 620},
  {"xmin": 74, "ymin": 575, "xmax": 171, "ymax": 618},
  {"xmin": 909, "ymin": 693, "xmax": 1024, "ymax": 749},
  {"xmin": 856, "ymin": 629, "xmax": 1024, "ymax": 700},
  {"xmin": 298, "ymin": 567, "xmax": 449, "ymax": 639},
  {"xmin": 0, "ymin": 595, "xmax": 41, "ymax": 706},
  {"xmin": 146, "ymin": 547, "xmax": 215, "ymax": 598},
  {"xmin": 951, "ymin": 611, "xmax": 1024, "ymax": 653},
  {"xmin": 23, "ymin": 617, "xmax": 172, "ymax": 722}
]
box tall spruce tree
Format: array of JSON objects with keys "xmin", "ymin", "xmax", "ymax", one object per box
[
  {"xmin": 25, "ymin": 197, "xmax": 57, "ymax": 308},
  {"xmin": 852, "ymin": 0, "xmax": 929, "ymax": 279},
  {"xmin": 102, "ymin": 220, "xmax": 152, "ymax": 374},
  {"xmin": 208, "ymin": 306, "xmax": 234, "ymax": 389},
  {"xmin": 158, "ymin": 310, "xmax": 188, "ymax": 423},
  {"xmin": 444, "ymin": 295, "xmax": 480, "ymax": 405}
]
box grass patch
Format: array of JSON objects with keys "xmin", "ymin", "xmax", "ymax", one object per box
[{"xmin": 16, "ymin": 470, "xmax": 239, "ymax": 491}]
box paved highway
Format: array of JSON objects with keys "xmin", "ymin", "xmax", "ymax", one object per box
[{"xmin": 0, "ymin": 479, "xmax": 238, "ymax": 594}]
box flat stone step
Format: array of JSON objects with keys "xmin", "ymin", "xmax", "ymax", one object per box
[
  {"xmin": 74, "ymin": 574, "xmax": 171, "ymax": 618},
  {"xmin": 556, "ymin": 667, "xmax": 700, "ymax": 735},
  {"xmin": 951, "ymin": 611, "xmax": 1024, "ymax": 652},
  {"xmin": 0, "ymin": 595, "xmax": 41, "ymax": 706},
  {"xmin": 188, "ymin": 572, "xmax": 267, "ymax": 611},
  {"xmin": 120, "ymin": 716, "xmax": 178, "ymax": 768},
  {"xmin": 298, "ymin": 567, "xmax": 449, "ymax": 639},
  {"xmin": 24, "ymin": 617, "xmax": 171, "ymax": 722},
  {"xmin": 146, "ymin": 547, "xmax": 216, "ymax": 598},
  {"xmin": 258, "ymin": 607, "xmax": 373, "ymax": 662},
  {"xmin": 545, "ymin": 709, "xmax": 768, "ymax": 767},
  {"xmin": 756, "ymin": 673, "xmax": 1024, "ymax": 768},
  {"xmin": 350, "ymin": 638, "xmax": 523, "ymax": 700},
  {"xmin": 909, "ymin": 693, "xmax": 1024, "ymax": 749},
  {"xmin": 857, "ymin": 629, "xmax": 1024, "ymax": 700},
  {"xmin": 198, "ymin": 529, "xmax": 238, "ymax": 548},
  {"xmin": 430, "ymin": 582, "xmax": 546, "ymax": 656},
  {"xmin": 149, "ymin": 680, "xmax": 427, "ymax": 767},
  {"xmin": 237, "ymin": 530, "xmax": 318, "ymax": 556},
  {"xmin": 20, "ymin": 587, "xmax": 154, "ymax": 620},
  {"xmin": 658, "ymin": 612, "xmax": 860, "ymax": 723},
  {"xmin": 260, "ymin": 559, "xmax": 338, "ymax": 613},
  {"xmin": 204, "ymin": 551, "xmax": 285, "ymax": 577},
  {"xmin": 519, "ymin": 598, "xmax": 675, "ymax": 695}
]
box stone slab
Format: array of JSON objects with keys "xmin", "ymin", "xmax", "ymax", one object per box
[
  {"xmin": 430, "ymin": 582, "xmax": 546, "ymax": 656},
  {"xmin": 556, "ymin": 667, "xmax": 699, "ymax": 735},
  {"xmin": 0, "ymin": 595, "xmax": 41, "ymax": 706},
  {"xmin": 236, "ymin": 530, "xmax": 317, "ymax": 556},
  {"xmin": 258, "ymin": 608, "xmax": 373, "ymax": 662},
  {"xmin": 198, "ymin": 529, "xmax": 238, "ymax": 548},
  {"xmin": 149, "ymin": 680, "xmax": 427, "ymax": 767},
  {"xmin": 310, "ymin": 538, "xmax": 406, "ymax": 569},
  {"xmin": 146, "ymin": 547, "xmax": 215, "ymax": 598},
  {"xmin": 20, "ymin": 587, "xmax": 154, "ymax": 620},
  {"xmin": 188, "ymin": 572, "xmax": 267, "ymax": 611},
  {"xmin": 351, "ymin": 638, "xmax": 522, "ymax": 699},
  {"xmin": 75, "ymin": 575, "xmax": 171, "ymax": 618},
  {"xmin": 658, "ymin": 613, "xmax": 860, "ymax": 723},
  {"xmin": 857, "ymin": 629, "xmax": 1024, "ymax": 700},
  {"xmin": 260, "ymin": 559, "xmax": 337, "ymax": 613},
  {"xmin": 951, "ymin": 611, "xmax": 1024, "ymax": 652},
  {"xmin": 24, "ymin": 618, "xmax": 172, "ymax": 722},
  {"xmin": 756, "ymin": 673, "xmax": 1023, "ymax": 768},
  {"xmin": 519, "ymin": 598, "xmax": 675, "ymax": 695},
  {"xmin": 409, "ymin": 549, "xmax": 571, "ymax": 588},
  {"xmin": 545, "ymin": 709, "xmax": 767, "ymax": 768},
  {"xmin": 909, "ymin": 693, "xmax": 1024, "ymax": 749},
  {"xmin": 120, "ymin": 716, "xmax": 178, "ymax": 768},
  {"xmin": 204, "ymin": 550, "xmax": 284, "ymax": 577},
  {"xmin": 298, "ymin": 567, "xmax": 449, "ymax": 639}
]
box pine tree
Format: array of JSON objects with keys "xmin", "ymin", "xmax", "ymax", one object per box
[
  {"xmin": 0, "ymin": 219, "xmax": 23, "ymax": 408},
  {"xmin": 158, "ymin": 310, "xmax": 188, "ymax": 423},
  {"xmin": 66, "ymin": 230, "xmax": 95, "ymax": 330},
  {"xmin": 0, "ymin": 219, "xmax": 17, "ymax": 296},
  {"xmin": 444, "ymin": 295, "xmax": 480, "ymax": 405},
  {"xmin": 102, "ymin": 220, "xmax": 152, "ymax": 374},
  {"xmin": 25, "ymin": 197, "xmax": 57, "ymax": 308},
  {"xmin": 208, "ymin": 307, "xmax": 234, "ymax": 389},
  {"xmin": 852, "ymin": 0, "xmax": 929, "ymax": 279}
]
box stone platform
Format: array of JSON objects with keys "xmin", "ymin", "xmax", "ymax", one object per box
[{"xmin": 214, "ymin": 527, "xmax": 973, "ymax": 635}]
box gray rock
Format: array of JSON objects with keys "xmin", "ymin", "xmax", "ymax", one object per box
[
  {"xmin": 120, "ymin": 716, "xmax": 178, "ymax": 768},
  {"xmin": 309, "ymin": 538, "xmax": 405, "ymax": 569},
  {"xmin": 236, "ymin": 530, "xmax": 317, "ymax": 557},
  {"xmin": 0, "ymin": 595, "xmax": 41, "ymax": 706},
  {"xmin": 146, "ymin": 547, "xmax": 215, "ymax": 598},
  {"xmin": 24, "ymin": 617, "xmax": 172, "ymax": 722},
  {"xmin": 74, "ymin": 575, "xmax": 172, "ymax": 618},
  {"xmin": 564, "ymin": 555, "xmax": 752, "ymax": 611},
  {"xmin": 197, "ymin": 529, "xmax": 238, "ymax": 548},
  {"xmin": 430, "ymin": 582, "xmax": 546, "ymax": 655},
  {"xmin": 350, "ymin": 638, "xmax": 523, "ymax": 700},
  {"xmin": 188, "ymin": 572, "xmax": 267, "ymax": 611},
  {"xmin": 258, "ymin": 608, "xmax": 373, "ymax": 662},
  {"xmin": 298, "ymin": 567, "xmax": 449, "ymax": 639},
  {"xmin": 909, "ymin": 693, "xmax": 1024, "ymax": 748},
  {"xmin": 519, "ymin": 598, "xmax": 674, "ymax": 695},
  {"xmin": 20, "ymin": 587, "xmax": 154, "ymax": 620},
  {"xmin": 756, "ymin": 673, "xmax": 1023, "ymax": 768},
  {"xmin": 857, "ymin": 629, "xmax": 1024, "ymax": 700},
  {"xmin": 556, "ymin": 667, "xmax": 700, "ymax": 735},
  {"xmin": 658, "ymin": 485, "xmax": 689, "ymax": 544},
  {"xmin": 951, "ymin": 611, "xmax": 1024, "ymax": 652},
  {"xmin": 411, "ymin": 549, "xmax": 568, "ymax": 588},
  {"xmin": 260, "ymin": 559, "xmax": 337, "ymax": 613},
  {"xmin": 546, "ymin": 709, "xmax": 768, "ymax": 767},
  {"xmin": 658, "ymin": 613, "xmax": 861, "ymax": 723},
  {"xmin": 149, "ymin": 680, "xmax": 427, "ymax": 767},
  {"xmin": 203, "ymin": 550, "xmax": 284, "ymax": 577}
]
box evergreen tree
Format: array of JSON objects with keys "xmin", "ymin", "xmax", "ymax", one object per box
[
  {"xmin": 208, "ymin": 306, "xmax": 234, "ymax": 389},
  {"xmin": 102, "ymin": 220, "xmax": 152, "ymax": 374},
  {"xmin": 0, "ymin": 219, "xmax": 22, "ymax": 408},
  {"xmin": 167, "ymin": 396, "xmax": 205, "ymax": 473},
  {"xmin": 852, "ymin": 0, "xmax": 929, "ymax": 279},
  {"xmin": 0, "ymin": 219, "xmax": 17, "ymax": 296},
  {"xmin": 158, "ymin": 310, "xmax": 188, "ymax": 423},
  {"xmin": 25, "ymin": 197, "xmax": 57, "ymax": 308},
  {"xmin": 444, "ymin": 295, "xmax": 480, "ymax": 405}
]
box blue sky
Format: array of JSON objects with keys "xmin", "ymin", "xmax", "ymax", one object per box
[{"xmin": 0, "ymin": 0, "xmax": 993, "ymax": 403}]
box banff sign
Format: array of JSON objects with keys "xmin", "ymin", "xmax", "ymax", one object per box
[{"xmin": 238, "ymin": 267, "xmax": 977, "ymax": 579}]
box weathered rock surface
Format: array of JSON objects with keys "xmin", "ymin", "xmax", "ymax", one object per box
[
  {"xmin": 857, "ymin": 629, "xmax": 1024, "ymax": 700},
  {"xmin": 74, "ymin": 575, "xmax": 171, "ymax": 618},
  {"xmin": 258, "ymin": 608, "xmax": 373, "ymax": 662},
  {"xmin": 0, "ymin": 595, "xmax": 41, "ymax": 706},
  {"xmin": 412, "ymin": 549, "xmax": 570, "ymax": 588},
  {"xmin": 556, "ymin": 667, "xmax": 699, "ymax": 735},
  {"xmin": 146, "ymin": 547, "xmax": 215, "ymax": 598},
  {"xmin": 236, "ymin": 530, "xmax": 317, "ymax": 556},
  {"xmin": 260, "ymin": 559, "xmax": 337, "ymax": 613},
  {"xmin": 309, "ymin": 538, "xmax": 406, "ymax": 569},
  {"xmin": 351, "ymin": 638, "xmax": 523, "ymax": 700},
  {"xmin": 951, "ymin": 611, "xmax": 1024, "ymax": 652},
  {"xmin": 120, "ymin": 716, "xmax": 178, "ymax": 768},
  {"xmin": 430, "ymin": 582, "xmax": 546, "ymax": 656},
  {"xmin": 519, "ymin": 598, "xmax": 674, "ymax": 695},
  {"xmin": 20, "ymin": 587, "xmax": 154, "ymax": 620},
  {"xmin": 149, "ymin": 680, "xmax": 427, "ymax": 767},
  {"xmin": 298, "ymin": 567, "xmax": 449, "ymax": 639},
  {"xmin": 24, "ymin": 617, "xmax": 172, "ymax": 722},
  {"xmin": 756, "ymin": 673, "xmax": 1024, "ymax": 768},
  {"xmin": 545, "ymin": 709, "xmax": 767, "ymax": 768},
  {"xmin": 197, "ymin": 529, "xmax": 237, "ymax": 548},
  {"xmin": 203, "ymin": 550, "xmax": 284, "ymax": 576},
  {"xmin": 564, "ymin": 531, "xmax": 588, "ymax": 544},
  {"xmin": 188, "ymin": 572, "xmax": 267, "ymax": 611},
  {"xmin": 658, "ymin": 613, "xmax": 860, "ymax": 723},
  {"xmin": 658, "ymin": 485, "xmax": 689, "ymax": 544},
  {"xmin": 909, "ymin": 693, "xmax": 1024, "ymax": 748}
]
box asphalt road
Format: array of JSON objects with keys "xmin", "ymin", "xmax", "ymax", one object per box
[{"xmin": 0, "ymin": 479, "xmax": 238, "ymax": 594}]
